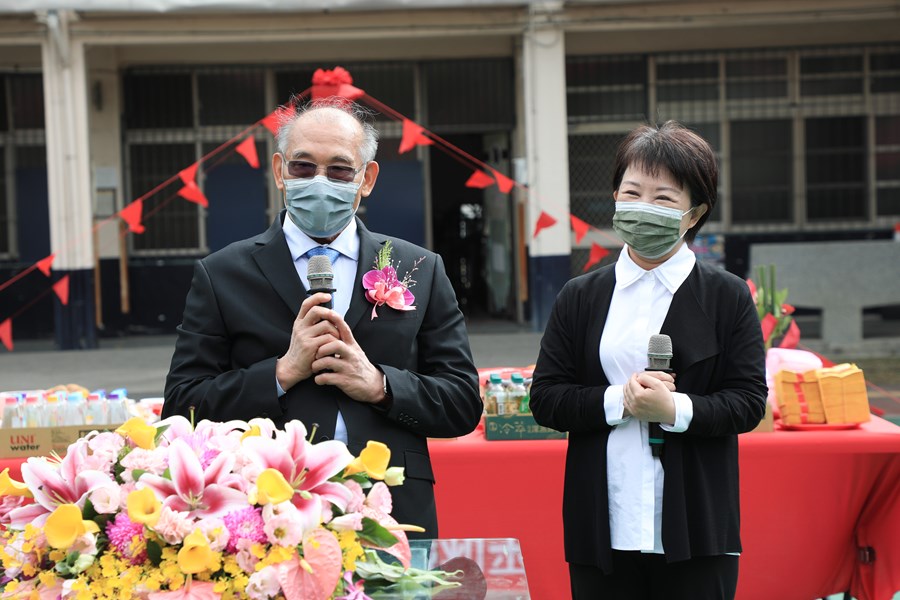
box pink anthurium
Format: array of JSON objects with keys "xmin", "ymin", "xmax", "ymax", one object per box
[
  {"xmin": 276, "ymin": 528, "xmax": 343, "ymax": 600},
  {"xmin": 140, "ymin": 438, "xmax": 248, "ymax": 519},
  {"xmin": 243, "ymin": 421, "xmax": 354, "ymax": 532}
]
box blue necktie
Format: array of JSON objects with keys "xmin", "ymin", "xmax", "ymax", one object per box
[{"xmin": 305, "ymin": 246, "xmax": 340, "ymax": 265}]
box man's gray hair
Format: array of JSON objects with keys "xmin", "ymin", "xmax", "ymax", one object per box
[{"xmin": 275, "ymin": 96, "xmax": 379, "ymax": 164}]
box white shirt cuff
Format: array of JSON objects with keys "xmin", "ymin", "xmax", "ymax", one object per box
[
  {"xmin": 660, "ymin": 392, "xmax": 692, "ymax": 432},
  {"xmin": 604, "ymin": 385, "xmax": 631, "ymax": 425},
  {"xmin": 276, "ymin": 375, "xmax": 286, "ymax": 398}
]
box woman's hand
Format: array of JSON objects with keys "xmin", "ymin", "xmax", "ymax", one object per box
[{"xmin": 623, "ymin": 371, "xmax": 677, "ymax": 424}]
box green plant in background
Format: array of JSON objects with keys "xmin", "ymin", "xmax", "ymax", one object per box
[{"xmin": 747, "ymin": 264, "xmax": 797, "ymax": 351}]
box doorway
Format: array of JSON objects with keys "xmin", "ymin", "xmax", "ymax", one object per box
[{"xmin": 428, "ymin": 133, "xmax": 517, "ymax": 321}]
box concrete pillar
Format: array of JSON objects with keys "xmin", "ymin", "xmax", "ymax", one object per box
[
  {"xmin": 521, "ymin": 8, "xmax": 571, "ymax": 331},
  {"xmin": 41, "ymin": 10, "xmax": 97, "ymax": 349}
]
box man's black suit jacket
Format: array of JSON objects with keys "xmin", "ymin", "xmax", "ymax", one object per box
[
  {"xmin": 530, "ymin": 258, "xmax": 767, "ymax": 573},
  {"xmin": 163, "ymin": 213, "xmax": 483, "ymax": 536}
]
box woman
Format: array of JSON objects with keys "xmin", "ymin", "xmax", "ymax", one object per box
[{"xmin": 530, "ymin": 121, "xmax": 767, "ymax": 600}]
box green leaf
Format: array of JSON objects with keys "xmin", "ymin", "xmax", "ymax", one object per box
[
  {"xmin": 356, "ymin": 517, "xmax": 399, "ymax": 548},
  {"xmin": 146, "ymin": 539, "xmax": 163, "ymax": 566},
  {"xmin": 153, "ymin": 424, "xmax": 170, "ymax": 444},
  {"xmin": 375, "ymin": 240, "xmax": 393, "ymax": 270},
  {"xmin": 131, "ymin": 469, "xmax": 147, "ymax": 482}
]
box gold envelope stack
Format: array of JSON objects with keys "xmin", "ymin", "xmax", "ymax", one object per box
[
  {"xmin": 816, "ymin": 363, "xmax": 870, "ymax": 424},
  {"xmin": 775, "ymin": 369, "xmax": 825, "ymax": 425},
  {"xmin": 774, "ymin": 363, "xmax": 870, "ymax": 425}
]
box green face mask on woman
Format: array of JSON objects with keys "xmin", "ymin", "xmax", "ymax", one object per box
[{"xmin": 612, "ymin": 202, "xmax": 695, "ymax": 260}]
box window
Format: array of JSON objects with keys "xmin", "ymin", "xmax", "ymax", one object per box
[
  {"xmin": 568, "ymin": 133, "xmax": 623, "ymax": 229},
  {"xmin": 726, "ymin": 57, "xmax": 788, "ymax": 100},
  {"xmin": 876, "ymin": 116, "xmax": 900, "ymax": 216},
  {"xmin": 800, "ymin": 55, "xmax": 863, "ymax": 97},
  {"xmin": 805, "ymin": 116, "xmax": 867, "ymax": 221},
  {"xmin": 566, "ymin": 55, "xmax": 647, "ymax": 123},
  {"xmin": 425, "ymin": 59, "xmax": 514, "ymax": 133},
  {"xmin": 731, "ymin": 120, "xmax": 793, "ymax": 223}
]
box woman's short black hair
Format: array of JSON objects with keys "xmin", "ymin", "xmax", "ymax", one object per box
[{"xmin": 612, "ymin": 121, "xmax": 718, "ymax": 243}]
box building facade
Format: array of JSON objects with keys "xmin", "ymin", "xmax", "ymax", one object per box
[{"xmin": 0, "ymin": 0, "xmax": 898, "ymax": 346}]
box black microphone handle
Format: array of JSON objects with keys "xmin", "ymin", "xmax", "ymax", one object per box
[
  {"xmin": 307, "ymin": 286, "xmax": 336, "ymax": 310},
  {"xmin": 644, "ymin": 367, "xmax": 673, "ymax": 457}
]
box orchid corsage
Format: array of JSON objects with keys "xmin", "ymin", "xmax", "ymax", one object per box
[{"xmin": 362, "ymin": 241, "xmax": 424, "ymax": 320}]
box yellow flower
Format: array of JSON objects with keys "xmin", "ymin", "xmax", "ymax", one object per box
[
  {"xmin": 255, "ymin": 468, "xmax": 294, "ymax": 505},
  {"xmin": 44, "ymin": 504, "xmax": 98, "ymax": 549},
  {"xmin": 344, "ymin": 440, "xmax": 390, "ymax": 480},
  {"xmin": 116, "ymin": 417, "xmax": 157, "ymax": 450},
  {"xmin": 177, "ymin": 529, "xmax": 216, "ymax": 574},
  {"xmin": 126, "ymin": 487, "xmax": 161, "ymax": 526},
  {"xmin": 0, "ymin": 468, "xmax": 32, "ymax": 498}
]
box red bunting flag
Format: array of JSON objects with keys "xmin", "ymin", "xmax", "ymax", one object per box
[
  {"xmin": 0, "ymin": 318, "xmax": 11, "ymax": 351},
  {"xmin": 311, "ymin": 67, "xmax": 365, "ymax": 101},
  {"xmin": 760, "ymin": 313, "xmax": 777, "ymax": 342},
  {"xmin": 261, "ymin": 106, "xmax": 294, "ymax": 136},
  {"xmin": 583, "ymin": 243, "xmax": 610, "ymax": 272},
  {"xmin": 398, "ymin": 119, "xmax": 433, "ymax": 154},
  {"xmin": 778, "ymin": 319, "xmax": 801, "ymax": 349},
  {"xmin": 235, "ymin": 137, "xmax": 260, "ymax": 169},
  {"xmin": 570, "ymin": 215, "xmax": 591, "ymax": 244},
  {"xmin": 490, "ymin": 168, "xmax": 516, "ymax": 194},
  {"xmin": 532, "ymin": 211, "xmax": 558, "ymax": 239},
  {"xmin": 36, "ymin": 254, "xmax": 55, "ymax": 277},
  {"xmin": 465, "ymin": 170, "xmax": 495, "ymax": 189},
  {"xmin": 53, "ymin": 275, "xmax": 70, "ymax": 306},
  {"xmin": 119, "ymin": 200, "xmax": 146, "ymax": 234},
  {"xmin": 178, "ymin": 165, "xmax": 208, "ymax": 208}
]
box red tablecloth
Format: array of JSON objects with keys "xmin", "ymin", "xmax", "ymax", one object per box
[
  {"xmin": 1, "ymin": 419, "xmax": 897, "ymax": 600},
  {"xmin": 428, "ymin": 417, "xmax": 900, "ymax": 600}
]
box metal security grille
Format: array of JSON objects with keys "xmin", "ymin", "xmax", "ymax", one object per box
[
  {"xmin": 424, "ymin": 59, "xmax": 515, "ymax": 134},
  {"xmin": 0, "ymin": 73, "xmax": 46, "ymax": 258},
  {"xmin": 566, "ymin": 43, "xmax": 900, "ymax": 244}
]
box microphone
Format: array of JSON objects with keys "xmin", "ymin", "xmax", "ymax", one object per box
[
  {"xmin": 645, "ymin": 334, "xmax": 673, "ymax": 457},
  {"xmin": 307, "ymin": 254, "xmax": 336, "ymax": 310}
]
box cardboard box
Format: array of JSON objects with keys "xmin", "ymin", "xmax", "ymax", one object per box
[
  {"xmin": 0, "ymin": 424, "xmax": 124, "ymax": 459},
  {"xmin": 484, "ymin": 414, "xmax": 567, "ymax": 441}
]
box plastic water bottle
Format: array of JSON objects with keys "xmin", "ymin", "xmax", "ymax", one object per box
[
  {"xmin": 1, "ymin": 395, "xmax": 22, "ymax": 429},
  {"xmin": 85, "ymin": 393, "xmax": 107, "ymax": 426},
  {"xmin": 107, "ymin": 392, "xmax": 129, "ymax": 424},
  {"xmin": 64, "ymin": 392, "xmax": 86, "ymax": 426},
  {"xmin": 486, "ymin": 374, "xmax": 508, "ymax": 416},
  {"xmin": 508, "ymin": 373, "xmax": 527, "ymax": 415},
  {"xmin": 23, "ymin": 393, "xmax": 45, "ymax": 428},
  {"xmin": 44, "ymin": 392, "xmax": 63, "ymax": 427}
]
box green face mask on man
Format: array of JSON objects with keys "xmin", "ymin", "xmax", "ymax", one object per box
[{"xmin": 612, "ymin": 202, "xmax": 696, "ymax": 260}]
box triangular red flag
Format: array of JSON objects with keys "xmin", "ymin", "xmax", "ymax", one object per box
[
  {"xmin": 178, "ymin": 164, "xmax": 198, "ymax": 187},
  {"xmin": 760, "ymin": 313, "xmax": 777, "ymax": 343},
  {"xmin": 119, "ymin": 200, "xmax": 146, "ymax": 234},
  {"xmin": 259, "ymin": 106, "xmax": 296, "ymax": 135},
  {"xmin": 532, "ymin": 211, "xmax": 558, "ymax": 239},
  {"xmin": 490, "ymin": 168, "xmax": 516, "ymax": 194},
  {"xmin": 53, "ymin": 275, "xmax": 70, "ymax": 306},
  {"xmin": 398, "ymin": 119, "xmax": 433, "ymax": 154},
  {"xmin": 570, "ymin": 215, "xmax": 591, "ymax": 244},
  {"xmin": 36, "ymin": 254, "xmax": 55, "ymax": 277},
  {"xmin": 778, "ymin": 319, "xmax": 801, "ymax": 349},
  {"xmin": 583, "ymin": 243, "xmax": 610, "ymax": 272},
  {"xmin": 178, "ymin": 182, "xmax": 209, "ymax": 208},
  {"xmin": 0, "ymin": 318, "xmax": 11, "ymax": 351},
  {"xmin": 465, "ymin": 170, "xmax": 495, "ymax": 189},
  {"xmin": 235, "ymin": 137, "xmax": 260, "ymax": 169}
]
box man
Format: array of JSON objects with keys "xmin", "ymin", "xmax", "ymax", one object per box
[{"xmin": 162, "ymin": 98, "xmax": 483, "ymax": 537}]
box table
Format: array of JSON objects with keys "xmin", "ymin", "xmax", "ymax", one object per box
[
  {"xmin": 1, "ymin": 419, "xmax": 897, "ymax": 599},
  {"xmin": 428, "ymin": 417, "xmax": 900, "ymax": 600}
]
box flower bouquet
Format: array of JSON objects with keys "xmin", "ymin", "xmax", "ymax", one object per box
[
  {"xmin": 747, "ymin": 264, "xmax": 800, "ymax": 351},
  {"xmin": 0, "ymin": 417, "xmax": 461, "ymax": 599}
]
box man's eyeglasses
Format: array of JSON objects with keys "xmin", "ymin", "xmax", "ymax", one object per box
[{"xmin": 283, "ymin": 158, "xmax": 363, "ymax": 183}]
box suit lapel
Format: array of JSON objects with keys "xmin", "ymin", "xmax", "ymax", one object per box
[
  {"xmin": 344, "ymin": 219, "xmax": 385, "ymax": 330},
  {"xmin": 251, "ymin": 213, "xmax": 305, "ymax": 315},
  {"xmin": 661, "ymin": 266, "xmax": 719, "ymax": 373}
]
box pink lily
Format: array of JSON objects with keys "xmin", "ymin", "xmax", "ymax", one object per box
[
  {"xmin": 242, "ymin": 420, "xmax": 354, "ymax": 523},
  {"xmin": 9, "ymin": 440, "xmax": 114, "ymax": 528},
  {"xmin": 140, "ymin": 438, "xmax": 248, "ymax": 519}
]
